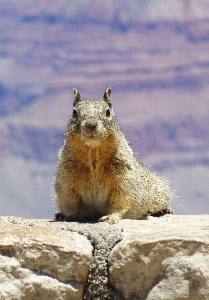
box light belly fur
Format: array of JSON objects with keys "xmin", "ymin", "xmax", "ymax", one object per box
[{"xmin": 80, "ymin": 180, "xmax": 108, "ymax": 208}]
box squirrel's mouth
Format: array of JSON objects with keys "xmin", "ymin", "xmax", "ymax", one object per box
[
  {"xmin": 85, "ymin": 133, "xmax": 99, "ymax": 141},
  {"xmin": 84, "ymin": 129, "xmax": 99, "ymax": 139},
  {"xmin": 82, "ymin": 130, "xmax": 103, "ymax": 145},
  {"xmin": 83, "ymin": 135, "xmax": 102, "ymax": 147}
]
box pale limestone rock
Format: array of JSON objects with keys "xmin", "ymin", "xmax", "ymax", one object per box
[
  {"xmin": 1, "ymin": 215, "xmax": 209, "ymax": 299},
  {"xmin": 0, "ymin": 218, "xmax": 92, "ymax": 300},
  {"xmin": 109, "ymin": 215, "xmax": 209, "ymax": 300},
  {"xmin": 147, "ymin": 255, "xmax": 209, "ymax": 300},
  {"xmin": 0, "ymin": 255, "xmax": 79, "ymax": 300}
]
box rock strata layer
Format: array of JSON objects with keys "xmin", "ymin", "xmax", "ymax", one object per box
[{"xmin": 0, "ymin": 215, "xmax": 209, "ymax": 299}]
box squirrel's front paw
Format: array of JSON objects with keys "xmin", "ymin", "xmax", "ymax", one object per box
[
  {"xmin": 54, "ymin": 212, "xmax": 77, "ymax": 222},
  {"xmin": 99, "ymin": 214, "xmax": 121, "ymax": 224},
  {"xmin": 54, "ymin": 212, "xmax": 66, "ymax": 221}
]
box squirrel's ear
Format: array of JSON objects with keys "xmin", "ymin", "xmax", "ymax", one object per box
[
  {"xmin": 73, "ymin": 88, "xmax": 81, "ymax": 106},
  {"xmin": 103, "ymin": 87, "xmax": 112, "ymax": 108}
]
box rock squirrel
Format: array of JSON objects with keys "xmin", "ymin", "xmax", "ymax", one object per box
[{"xmin": 54, "ymin": 88, "xmax": 173, "ymax": 223}]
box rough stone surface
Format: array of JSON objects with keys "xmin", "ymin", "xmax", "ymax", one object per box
[
  {"xmin": 0, "ymin": 217, "xmax": 92, "ymax": 300},
  {"xmin": 0, "ymin": 217, "xmax": 124, "ymax": 299},
  {"xmin": 1, "ymin": 215, "xmax": 209, "ymax": 299},
  {"xmin": 109, "ymin": 215, "xmax": 209, "ymax": 300}
]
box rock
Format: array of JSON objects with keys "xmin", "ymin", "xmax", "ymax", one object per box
[
  {"xmin": 108, "ymin": 215, "xmax": 209, "ymax": 300},
  {"xmin": 1, "ymin": 215, "xmax": 209, "ymax": 299},
  {"xmin": 0, "ymin": 255, "xmax": 81, "ymax": 300},
  {"xmin": 0, "ymin": 217, "xmax": 92, "ymax": 300}
]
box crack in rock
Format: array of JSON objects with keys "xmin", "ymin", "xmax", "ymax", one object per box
[{"xmin": 50, "ymin": 221, "xmax": 125, "ymax": 299}]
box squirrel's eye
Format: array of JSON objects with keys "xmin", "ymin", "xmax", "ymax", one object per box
[
  {"xmin": 106, "ymin": 108, "xmax": 111, "ymax": 117},
  {"xmin": 73, "ymin": 108, "xmax": 77, "ymax": 118}
]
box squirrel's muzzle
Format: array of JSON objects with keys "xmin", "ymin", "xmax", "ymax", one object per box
[{"xmin": 84, "ymin": 117, "xmax": 98, "ymax": 137}]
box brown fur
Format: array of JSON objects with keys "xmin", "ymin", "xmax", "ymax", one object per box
[{"xmin": 54, "ymin": 88, "xmax": 173, "ymax": 223}]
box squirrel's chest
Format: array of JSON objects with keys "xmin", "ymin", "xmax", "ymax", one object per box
[
  {"xmin": 74, "ymin": 161, "xmax": 113, "ymax": 205},
  {"xmin": 71, "ymin": 146, "xmax": 117, "ymax": 203},
  {"xmin": 80, "ymin": 175, "xmax": 109, "ymax": 206}
]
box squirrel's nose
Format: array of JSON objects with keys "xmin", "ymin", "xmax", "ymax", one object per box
[
  {"xmin": 85, "ymin": 118, "xmax": 98, "ymax": 130},
  {"xmin": 86, "ymin": 123, "xmax": 97, "ymax": 130}
]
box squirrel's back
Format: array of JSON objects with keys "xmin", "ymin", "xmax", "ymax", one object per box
[{"xmin": 54, "ymin": 88, "xmax": 173, "ymax": 223}]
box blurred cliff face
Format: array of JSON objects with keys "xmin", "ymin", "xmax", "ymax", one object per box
[{"xmin": 1, "ymin": 0, "xmax": 209, "ymax": 218}]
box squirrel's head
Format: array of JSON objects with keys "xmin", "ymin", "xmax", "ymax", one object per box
[{"xmin": 68, "ymin": 87, "xmax": 117, "ymax": 145}]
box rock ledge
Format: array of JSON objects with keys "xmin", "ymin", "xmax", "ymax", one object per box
[{"xmin": 0, "ymin": 215, "xmax": 209, "ymax": 299}]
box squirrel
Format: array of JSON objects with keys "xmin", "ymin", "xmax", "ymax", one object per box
[{"xmin": 54, "ymin": 87, "xmax": 173, "ymax": 223}]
